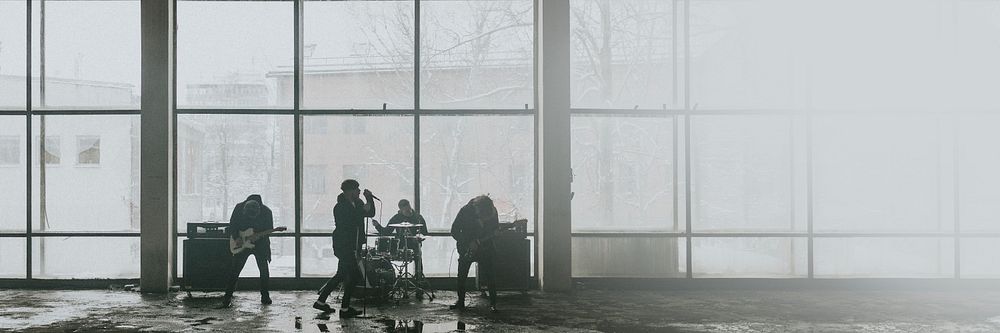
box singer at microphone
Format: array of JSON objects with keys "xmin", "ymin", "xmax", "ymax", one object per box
[{"xmin": 313, "ymin": 179, "xmax": 376, "ymax": 318}]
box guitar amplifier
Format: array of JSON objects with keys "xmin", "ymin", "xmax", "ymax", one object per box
[
  {"xmin": 187, "ymin": 222, "xmax": 230, "ymax": 238},
  {"xmin": 498, "ymin": 219, "xmax": 528, "ymax": 236},
  {"xmin": 477, "ymin": 233, "xmax": 530, "ymax": 292},
  {"xmin": 182, "ymin": 238, "xmax": 231, "ymax": 291}
]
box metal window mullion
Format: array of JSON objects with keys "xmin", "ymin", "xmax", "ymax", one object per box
[
  {"xmin": 953, "ymin": 114, "xmax": 961, "ymax": 279},
  {"xmin": 175, "ymin": 108, "xmax": 295, "ymax": 115},
  {"xmin": 806, "ymin": 112, "xmax": 814, "ymax": 279},
  {"xmin": 413, "ymin": 0, "xmax": 421, "ymax": 213},
  {"xmin": 29, "ymin": 109, "xmax": 141, "ymax": 115},
  {"xmin": 672, "ymin": 0, "xmax": 678, "ymax": 108},
  {"xmin": 25, "ymin": 0, "xmax": 33, "ymax": 280},
  {"xmin": 788, "ymin": 114, "xmax": 796, "ymax": 276},
  {"xmin": 672, "ymin": 115, "xmax": 679, "ymax": 232},
  {"xmin": 683, "ymin": 114, "xmax": 692, "ymax": 278},
  {"xmin": 31, "ymin": 233, "xmax": 142, "ymax": 237},
  {"xmin": 293, "ymin": 0, "xmax": 303, "ymax": 279},
  {"xmin": 171, "ymin": 0, "xmax": 180, "ymax": 282},
  {"xmin": 683, "ymin": 0, "xmax": 690, "ymax": 111},
  {"xmin": 682, "ymin": 0, "xmax": 692, "ymax": 279}
]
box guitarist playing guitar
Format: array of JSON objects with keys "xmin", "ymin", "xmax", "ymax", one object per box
[
  {"xmin": 221, "ymin": 194, "xmax": 282, "ymax": 308},
  {"xmin": 450, "ymin": 195, "xmax": 500, "ymax": 312}
]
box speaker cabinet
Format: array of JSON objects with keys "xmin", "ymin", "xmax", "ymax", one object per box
[
  {"xmin": 183, "ymin": 238, "xmax": 231, "ymax": 291},
  {"xmin": 477, "ymin": 235, "xmax": 530, "ymax": 292}
]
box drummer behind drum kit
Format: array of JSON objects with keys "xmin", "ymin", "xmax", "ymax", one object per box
[{"xmin": 360, "ymin": 221, "xmax": 435, "ymax": 303}]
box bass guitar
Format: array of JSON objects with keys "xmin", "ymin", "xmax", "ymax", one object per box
[{"xmin": 230, "ymin": 226, "xmax": 288, "ymax": 255}]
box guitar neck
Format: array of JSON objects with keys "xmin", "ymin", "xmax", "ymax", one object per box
[{"xmin": 248, "ymin": 229, "xmax": 280, "ymax": 242}]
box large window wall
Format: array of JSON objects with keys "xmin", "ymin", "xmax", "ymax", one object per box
[
  {"xmin": 5, "ymin": 0, "xmax": 1000, "ymax": 282},
  {"xmin": 0, "ymin": 0, "xmax": 142, "ymax": 279},
  {"xmin": 570, "ymin": 0, "xmax": 1000, "ymax": 279},
  {"xmin": 173, "ymin": 0, "xmax": 535, "ymax": 279}
]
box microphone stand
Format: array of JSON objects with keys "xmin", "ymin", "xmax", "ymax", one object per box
[{"xmin": 355, "ymin": 196, "xmax": 378, "ymax": 319}]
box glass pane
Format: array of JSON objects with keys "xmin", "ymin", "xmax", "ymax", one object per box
[
  {"xmin": 302, "ymin": 115, "xmax": 414, "ymax": 232},
  {"xmin": 0, "ymin": 116, "xmax": 26, "ymax": 232},
  {"xmin": 0, "ymin": 0, "xmax": 27, "ymax": 110},
  {"xmin": 302, "ymin": 237, "xmax": 337, "ymax": 277},
  {"xmin": 419, "ymin": 116, "xmax": 534, "ymax": 232},
  {"xmin": 950, "ymin": 0, "xmax": 1000, "ymax": 109},
  {"xmin": 420, "ymin": 236, "xmax": 459, "ymax": 277},
  {"xmin": 570, "ymin": 0, "xmax": 677, "ymax": 109},
  {"xmin": 31, "ymin": 115, "xmax": 140, "ymax": 232},
  {"xmin": 692, "ymin": 237, "xmax": 806, "ymax": 278},
  {"xmin": 31, "ymin": 0, "xmax": 140, "ymax": 109},
  {"xmin": 571, "ymin": 116, "xmax": 675, "ymax": 231},
  {"xmin": 690, "ymin": 0, "xmax": 952, "ymax": 110},
  {"xmin": 420, "ymin": 0, "xmax": 534, "ymax": 109},
  {"xmin": 177, "ymin": 0, "xmax": 293, "ymax": 109},
  {"xmin": 239, "ymin": 236, "xmax": 295, "ymax": 278},
  {"xmin": 302, "ymin": 0, "xmax": 414, "ymax": 109},
  {"xmin": 0, "ymin": 237, "xmax": 26, "ymax": 278},
  {"xmin": 572, "ymin": 237, "xmax": 685, "ymax": 278},
  {"xmin": 176, "ymin": 236, "xmax": 183, "ymax": 277},
  {"xmin": 957, "ymin": 115, "xmax": 1000, "ymax": 232},
  {"xmin": 691, "ymin": 115, "xmax": 797, "ymax": 232},
  {"xmin": 812, "ymin": 115, "xmax": 947, "ymax": 232},
  {"xmin": 960, "ymin": 238, "xmax": 1000, "ymax": 278},
  {"xmin": 177, "ymin": 115, "xmax": 294, "ymax": 231},
  {"xmin": 32, "ymin": 237, "xmax": 139, "ymax": 279},
  {"xmin": 814, "ymin": 238, "xmax": 954, "ymax": 278}
]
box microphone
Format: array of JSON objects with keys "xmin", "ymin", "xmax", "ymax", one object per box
[{"xmin": 365, "ymin": 189, "xmax": 381, "ymax": 201}]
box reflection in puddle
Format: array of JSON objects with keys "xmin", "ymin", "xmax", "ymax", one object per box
[
  {"xmin": 190, "ymin": 317, "xmax": 218, "ymax": 327},
  {"xmin": 378, "ymin": 319, "xmax": 475, "ymax": 333}
]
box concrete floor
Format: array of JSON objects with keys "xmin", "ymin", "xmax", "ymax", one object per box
[{"xmin": 3, "ymin": 289, "xmax": 1000, "ymax": 332}]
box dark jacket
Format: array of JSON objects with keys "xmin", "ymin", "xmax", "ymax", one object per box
[
  {"xmin": 376, "ymin": 212, "xmax": 429, "ymax": 236},
  {"xmin": 228, "ymin": 194, "xmax": 274, "ymax": 260},
  {"xmin": 332, "ymin": 193, "xmax": 376, "ymax": 257},
  {"xmin": 451, "ymin": 198, "xmax": 499, "ymax": 257}
]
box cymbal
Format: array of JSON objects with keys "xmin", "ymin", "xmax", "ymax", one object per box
[{"xmin": 387, "ymin": 222, "xmax": 424, "ymax": 228}]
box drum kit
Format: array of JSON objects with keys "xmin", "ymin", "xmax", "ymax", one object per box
[{"xmin": 360, "ymin": 222, "xmax": 435, "ymax": 303}]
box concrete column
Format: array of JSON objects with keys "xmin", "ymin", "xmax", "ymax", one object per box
[
  {"xmin": 140, "ymin": 0, "xmax": 174, "ymax": 294},
  {"xmin": 536, "ymin": 0, "xmax": 573, "ymax": 292}
]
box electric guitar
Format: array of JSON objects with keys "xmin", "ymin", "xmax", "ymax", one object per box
[
  {"xmin": 230, "ymin": 226, "xmax": 288, "ymax": 255},
  {"xmin": 458, "ymin": 219, "xmax": 527, "ymax": 263}
]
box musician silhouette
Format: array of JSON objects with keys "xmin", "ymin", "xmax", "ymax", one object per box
[
  {"xmin": 449, "ymin": 195, "xmax": 499, "ymax": 312},
  {"xmin": 313, "ymin": 179, "xmax": 375, "ymax": 318},
  {"xmin": 221, "ymin": 194, "xmax": 274, "ymax": 308}
]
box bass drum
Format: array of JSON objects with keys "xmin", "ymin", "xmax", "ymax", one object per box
[{"xmin": 354, "ymin": 256, "xmax": 396, "ymax": 301}]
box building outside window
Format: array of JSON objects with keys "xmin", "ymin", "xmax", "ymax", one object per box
[
  {"xmin": 0, "ymin": 137, "xmax": 19, "ymax": 166},
  {"xmin": 76, "ymin": 136, "xmax": 100, "ymax": 166},
  {"xmin": 305, "ymin": 164, "xmax": 327, "ymax": 194}
]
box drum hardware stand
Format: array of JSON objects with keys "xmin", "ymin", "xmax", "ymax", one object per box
[
  {"xmin": 385, "ymin": 223, "xmax": 435, "ymax": 303},
  {"xmin": 387, "ymin": 250, "xmax": 435, "ymax": 302}
]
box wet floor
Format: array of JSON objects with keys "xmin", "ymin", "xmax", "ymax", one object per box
[{"xmin": 3, "ymin": 289, "xmax": 1000, "ymax": 332}]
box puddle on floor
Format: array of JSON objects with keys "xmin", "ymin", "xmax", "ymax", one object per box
[{"xmin": 378, "ymin": 319, "xmax": 476, "ymax": 333}]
